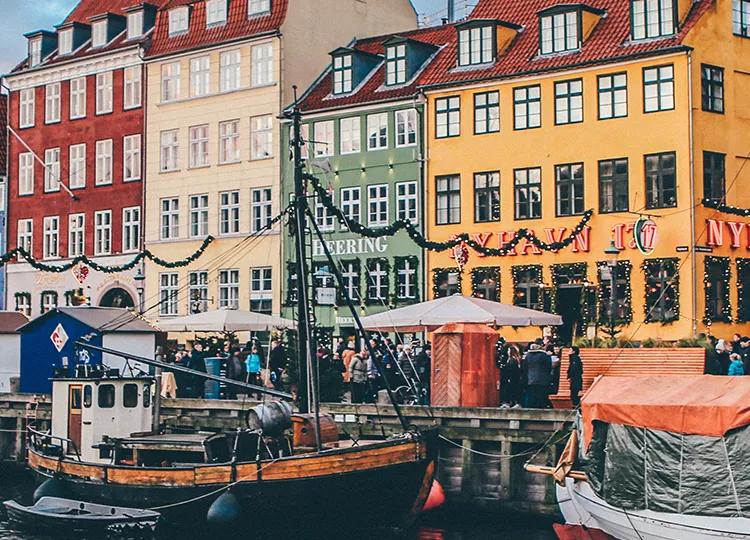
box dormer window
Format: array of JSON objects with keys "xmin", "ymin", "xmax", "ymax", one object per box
[
  {"xmin": 249, "ymin": 0, "xmax": 271, "ymax": 16},
  {"xmin": 458, "ymin": 25, "xmax": 494, "ymax": 66},
  {"xmin": 127, "ymin": 11, "xmax": 144, "ymax": 39},
  {"xmin": 169, "ymin": 7, "xmax": 189, "ymax": 36},
  {"xmin": 386, "ymin": 44, "xmax": 407, "ymax": 86},
  {"xmin": 540, "ymin": 10, "xmax": 579, "ymax": 54},
  {"xmin": 333, "ymin": 54, "xmax": 352, "ymax": 94},
  {"xmin": 632, "ymin": 0, "xmax": 675, "ymax": 40},
  {"xmin": 92, "ymin": 21, "xmax": 107, "ymax": 48},
  {"xmin": 58, "ymin": 29, "xmax": 73, "ymax": 55},
  {"xmin": 206, "ymin": 0, "xmax": 227, "ymax": 26},
  {"xmin": 29, "ymin": 38, "xmax": 42, "ymax": 67}
]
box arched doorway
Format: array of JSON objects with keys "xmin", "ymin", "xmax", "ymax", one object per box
[{"xmin": 99, "ymin": 288, "xmax": 135, "ymax": 309}]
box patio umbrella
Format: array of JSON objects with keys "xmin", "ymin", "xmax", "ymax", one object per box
[
  {"xmin": 359, "ymin": 294, "xmax": 562, "ymax": 332},
  {"xmin": 156, "ymin": 308, "xmax": 296, "ymax": 332}
]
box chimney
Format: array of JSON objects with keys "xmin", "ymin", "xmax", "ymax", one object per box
[{"xmin": 447, "ymin": 0, "xmax": 456, "ymax": 22}]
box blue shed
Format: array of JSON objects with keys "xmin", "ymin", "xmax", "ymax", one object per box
[{"xmin": 18, "ymin": 307, "xmax": 158, "ymax": 394}]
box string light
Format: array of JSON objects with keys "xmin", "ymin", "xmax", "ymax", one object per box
[
  {"xmin": 738, "ymin": 259, "xmax": 750, "ymax": 323},
  {"xmin": 641, "ymin": 258, "xmax": 680, "ymax": 324},
  {"xmin": 703, "ymin": 256, "xmax": 732, "ymax": 324},
  {"xmin": 702, "ymin": 198, "xmax": 750, "ymax": 217}
]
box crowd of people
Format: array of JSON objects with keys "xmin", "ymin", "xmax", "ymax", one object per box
[{"xmin": 706, "ymin": 333, "xmax": 750, "ymax": 376}]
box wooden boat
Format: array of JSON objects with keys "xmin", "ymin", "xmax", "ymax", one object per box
[
  {"xmin": 3, "ymin": 496, "xmax": 160, "ymax": 535},
  {"xmin": 527, "ymin": 376, "xmax": 750, "ymax": 540}
]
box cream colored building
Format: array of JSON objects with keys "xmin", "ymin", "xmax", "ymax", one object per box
[{"xmin": 143, "ymin": 0, "xmax": 417, "ymax": 323}]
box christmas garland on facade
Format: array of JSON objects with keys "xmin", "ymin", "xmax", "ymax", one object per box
[
  {"xmin": 432, "ymin": 267, "xmax": 462, "ymax": 298},
  {"xmin": 703, "ymin": 256, "xmax": 732, "ymax": 324},
  {"xmin": 701, "ymin": 198, "xmax": 750, "ymax": 217},
  {"xmin": 40, "ymin": 290, "xmax": 58, "ymax": 312},
  {"xmin": 470, "ymin": 266, "xmax": 501, "ymax": 301},
  {"xmin": 306, "ymin": 173, "xmax": 593, "ymax": 256},
  {"xmin": 596, "ymin": 260, "xmax": 633, "ymax": 324},
  {"xmin": 641, "ymin": 258, "xmax": 680, "ymax": 324},
  {"xmin": 14, "ymin": 292, "xmax": 30, "ymax": 313},
  {"xmin": 365, "ymin": 258, "xmax": 390, "ymax": 306},
  {"xmin": 336, "ymin": 258, "xmax": 361, "ymax": 306},
  {"xmin": 511, "ymin": 264, "xmax": 544, "ymax": 309},
  {"xmin": 393, "ymin": 255, "xmax": 420, "ymax": 305},
  {"xmin": 738, "ymin": 258, "xmax": 750, "ymax": 323},
  {"xmin": 549, "ymin": 263, "xmax": 588, "ymax": 313}
]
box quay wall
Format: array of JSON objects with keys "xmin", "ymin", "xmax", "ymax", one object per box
[{"xmin": 0, "ymin": 395, "xmax": 573, "ymax": 515}]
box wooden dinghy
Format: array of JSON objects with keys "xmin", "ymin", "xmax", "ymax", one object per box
[{"xmin": 3, "ymin": 496, "xmax": 161, "ymax": 535}]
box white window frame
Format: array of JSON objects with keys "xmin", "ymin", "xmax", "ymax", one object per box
[
  {"xmin": 19, "ymin": 152, "xmax": 35, "ymax": 195},
  {"xmin": 19, "ymin": 88, "xmax": 35, "ymax": 128},
  {"xmin": 18, "ymin": 219, "xmax": 33, "ymax": 255},
  {"xmin": 190, "ymin": 56, "xmax": 210, "ymax": 97},
  {"xmin": 122, "ymin": 206, "xmax": 140, "ymax": 253},
  {"xmin": 339, "ymin": 116, "xmax": 361, "ymax": 154},
  {"xmin": 313, "ymin": 120, "xmax": 334, "ymax": 157},
  {"xmin": 69, "ymin": 143, "xmax": 86, "ymax": 189},
  {"xmin": 251, "ymin": 43, "xmax": 274, "ymax": 86},
  {"xmin": 632, "ymin": 0, "xmax": 676, "ymax": 40},
  {"xmin": 395, "ymin": 108, "xmax": 417, "ymax": 147},
  {"xmin": 333, "ymin": 54, "xmax": 352, "ymax": 94},
  {"xmin": 45, "ymin": 83, "xmax": 60, "ymax": 124},
  {"xmin": 58, "ymin": 29, "xmax": 73, "ymax": 55},
  {"xmin": 248, "ymin": 0, "xmax": 271, "ymax": 16},
  {"xmin": 367, "ymin": 112, "xmax": 388, "ymax": 150},
  {"xmin": 368, "ymin": 184, "xmax": 389, "ymax": 226},
  {"xmin": 160, "ymin": 273, "xmax": 179, "ymax": 316},
  {"xmin": 189, "ymin": 194, "xmax": 209, "ymax": 238},
  {"xmin": 124, "ymin": 66, "xmax": 142, "ymax": 109},
  {"xmin": 41, "ymin": 291, "xmax": 58, "ymax": 313},
  {"xmin": 160, "ymin": 130, "xmax": 179, "ymax": 172},
  {"xmin": 169, "ymin": 7, "xmax": 189, "ymax": 36},
  {"xmin": 160, "ymin": 198, "xmax": 180, "ymax": 239},
  {"xmin": 92, "ymin": 21, "xmax": 108, "ymax": 48},
  {"xmin": 95, "ymin": 139, "xmax": 113, "ymax": 186},
  {"xmin": 458, "ymin": 25, "xmax": 494, "ymax": 66},
  {"xmin": 340, "ymin": 187, "xmax": 361, "ymax": 228},
  {"xmin": 251, "ymin": 115, "xmax": 273, "ymax": 159},
  {"xmin": 436, "ymin": 96, "xmax": 461, "ymax": 138},
  {"xmin": 161, "ymin": 62, "xmax": 181, "ymax": 102},
  {"xmin": 68, "ymin": 213, "xmax": 85, "ymax": 258},
  {"xmin": 189, "ymin": 125, "xmax": 209, "ymax": 168},
  {"xmin": 188, "ymin": 271, "xmax": 209, "ymax": 314},
  {"xmin": 220, "ymin": 50, "xmax": 241, "ymax": 92},
  {"xmin": 206, "ymin": 0, "xmax": 227, "ymax": 26},
  {"xmin": 94, "ymin": 210, "xmax": 112, "ymax": 256},
  {"xmin": 218, "ymin": 269, "xmax": 240, "ymax": 309},
  {"xmin": 396, "ymin": 181, "xmax": 419, "ymax": 223},
  {"xmin": 251, "ymin": 188, "xmax": 273, "ymax": 232},
  {"xmin": 44, "ymin": 148, "xmax": 60, "ymax": 193},
  {"xmin": 250, "ymin": 267, "xmax": 273, "ymax": 314},
  {"xmin": 219, "ymin": 190, "xmax": 240, "ymax": 235},
  {"xmin": 219, "ymin": 120, "xmax": 240, "ymax": 164},
  {"xmin": 29, "ymin": 38, "xmax": 42, "ymax": 67},
  {"xmin": 43, "ymin": 216, "xmax": 59, "ymax": 260},
  {"xmin": 540, "ymin": 11, "xmax": 580, "ymax": 55},
  {"xmin": 70, "ymin": 77, "xmax": 86, "ymax": 119},
  {"xmin": 386, "ymin": 44, "xmax": 407, "ymax": 86},
  {"xmin": 123, "ymin": 135, "xmax": 142, "ymax": 181},
  {"xmin": 127, "ymin": 11, "xmax": 144, "ymax": 39}
]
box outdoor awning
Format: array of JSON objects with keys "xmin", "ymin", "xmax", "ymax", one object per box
[
  {"xmin": 156, "ymin": 308, "xmax": 296, "ymax": 332},
  {"xmin": 359, "ymin": 294, "xmax": 562, "ymax": 332}
]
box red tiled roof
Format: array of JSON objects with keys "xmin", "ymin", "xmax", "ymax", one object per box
[
  {"xmin": 147, "ymin": 0, "xmax": 288, "ymax": 58},
  {"xmin": 418, "ymin": 0, "xmax": 712, "ymax": 88},
  {"xmin": 299, "ymin": 24, "xmax": 456, "ymax": 113},
  {"xmin": 0, "ymin": 95, "xmax": 7, "ymax": 175},
  {"xmin": 64, "ymin": 0, "xmax": 148, "ymax": 23}
]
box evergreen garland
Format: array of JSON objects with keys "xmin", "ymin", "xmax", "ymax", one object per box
[
  {"xmin": 641, "ymin": 258, "xmax": 680, "ymax": 324},
  {"xmin": 365, "ymin": 258, "xmax": 390, "ymax": 306},
  {"xmin": 596, "ymin": 260, "xmax": 633, "ymax": 324},
  {"xmin": 511, "ymin": 265, "xmax": 543, "ymax": 309},
  {"xmin": 40, "ymin": 290, "xmax": 58, "ymax": 312},
  {"xmin": 738, "ymin": 259, "xmax": 750, "ymax": 323},
  {"xmin": 703, "ymin": 256, "xmax": 732, "ymax": 324},
  {"xmin": 701, "ymin": 198, "xmax": 750, "ymax": 217},
  {"xmin": 550, "ymin": 263, "xmax": 588, "ymax": 313},
  {"xmin": 432, "ymin": 267, "xmax": 462, "ymax": 298},
  {"xmin": 336, "ymin": 258, "xmax": 361, "ymax": 306},
  {"xmin": 393, "ymin": 255, "xmax": 420, "ymax": 305},
  {"xmin": 470, "ymin": 266, "xmax": 501, "ymax": 301}
]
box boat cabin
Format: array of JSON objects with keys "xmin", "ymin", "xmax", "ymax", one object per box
[{"xmin": 50, "ymin": 373, "xmax": 154, "ymax": 462}]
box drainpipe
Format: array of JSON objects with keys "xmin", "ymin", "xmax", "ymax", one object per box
[
  {"xmin": 417, "ymin": 91, "xmax": 429, "ymax": 308},
  {"xmin": 687, "ymin": 50, "xmax": 698, "ymax": 337}
]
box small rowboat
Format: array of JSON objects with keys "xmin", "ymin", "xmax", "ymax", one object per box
[{"xmin": 3, "ymin": 497, "xmax": 161, "ymax": 535}]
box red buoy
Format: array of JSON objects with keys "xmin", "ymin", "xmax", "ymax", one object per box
[{"xmin": 421, "ymin": 480, "xmax": 446, "ymax": 513}]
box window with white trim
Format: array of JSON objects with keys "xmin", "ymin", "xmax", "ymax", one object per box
[
  {"xmin": 169, "ymin": 7, "xmax": 189, "ymax": 35},
  {"xmin": 69, "ymin": 143, "xmax": 86, "ymax": 189},
  {"xmin": 367, "ymin": 260, "xmax": 388, "ymax": 302},
  {"xmin": 70, "ymin": 77, "xmax": 86, "ymax": 119},
  {"xmin": 386, "ymin": 44, "xmax": 407, "ymax": 86},
  {"xmin": 92, "ymin": 21, "xmax": 107, "ymax": 48},
  {"xmin": 249, "ymin": 0, "xmax": 271, "ymax": 16},
  {"xmin": 160, "ymin": 130, "xmax": 179, "ymax": 171},
  {"xmin": 124, "ymin": 66, "xmax": 142, "ymax": 109},
  {"xmin": 190, "ymin": 56, "xmax": 210, "ymax": 97},
  {"xmin": 396, "ymin": 258, "xmax": 418, "ymax": 300},
  {"xmin": 250, "ymin": 267, "xmax": 273, "ymax": 314},
  {"xmin": 219, "ymin": 120, "xmax": 240, "ymax": 163},
  {"xmin": 41, "ymin": 292, "xmax": 58, "ymax": 314},
  {"xmin": 189, "ymin": 194, "xmax": 209, "ymax": 237},
  {"xmin": 122, "ymin": 206, "xmax": 140, "ymax": 253},
  {"xmin": 29, "ymin": 38, "xmax": 42, "ymax": 67},
  {"xmin": 251, "ymin": 188, "xmax": 272, "ymax": 232},
  {"xmin": 159, "ymin": 273, "xmax": 179, "ymax": 316},
  {"xmin": 396, "ymin": 181, "xmax": 418, "ymax": 223},
  {"xmin": 396, "ymin": 108, "xmax": 417, "ymax": 147},
  {"xmin": 123, "ymin": 135, "xmax": 141, "ymax": 181},
  {"xmin": 68, "ymin": 213, "xmax": 85, "ymax": 257},
  {"xmin": 220, "ymin": 50, "xmax": 241, "ymax": 92},
  {"xmin": 43, "ymin": 216, "xmax": 59, "ymax": 259},
  {"xmin": 94, "ymin": 210, "xmax": 112, "ymax": 255},
  {"xmin": 220, "ymin": 191, "xmax": 240, "ymax": 235},
  {"xmin": 44, "ymin": 148, "xmax": 60, "ymax": 192},
  {"xmin": 632, "ymin": 0, "xmax": 675, "ymax": 40},
  {"xmin": 45, "ymin": 83, "xmax": 60, "ymax": 123},
  {"xmin": 206, "ymin": 0, "xmax": 227, "ymax": 26},
  {"xmin": 19, "ymin": 153, "xmax": 34, "ymax": 195},
  {"xmin": 161, "ymin": 62, "xmax": 181, "ymax": 102},
  {"xmin": 15, "ymin": 293, "xmax": 31, "ymax": 316},
  {"xmin": 127, "ymin": 11, "xmax": 144, "ymax": 39},
  {"xmin": 435, "ymin": 96, "xmax": 460, "ymax": 138},
  {"xmin": 315, "ymin": 191, "xmax": 335, "ymax": 232},
  {"xmin": 368, "ymin": 184, "xmax": 389, "ymax": 226},
  {"xmin": 58, "ymin": 29, "xmax": 73, "ymax": 55},
  {"xmin": 458, "ymin": 25, "xmax": 494, "ymax": 66},
  {"xmin": 540, "ymin": 10, "xmax": 580, "ymax": 55},
  {"xmin": 161, "ymin": 198, "xmax": 179, "ymax": 239},
  {"xmin": 95, "ymin": 139, "xmax": 113, "ymax": 186},
  {"xmin": 251, "ymin": 43, "xmax": 273, "ymax": 86},
  {"xmin": 189, "ymin": 125, "xmax": 209, "ymax": 168},
  {"xmin": 340, "ymin": 117, "xmax": 361, "ymax": 154},
  {"xmin": 340, "ymin": 187, "xmax": 361, "ymax": 226},
  {"xmin": 19, "ymin": 89, "xmax": 35, "ymax": 128},
  {"xmin": 251, "ymin": 115, "xmax": 273, "ymax": 159},
  {"xmin": 188, "ymin": 271, "xmax": 208, "ymax": 314},
  {"xmin": 18, "ymin": 219, "xmax": 33, "ymax": 254},
  {"xmin": 367, "ymin": 113, "xmax": 388, "ymax": 150},
  {"xmin": 333, "ymin": 54, "xmax": 352, "ymax": 95},
  {"xmin": 219, "ymin": 269, "xmax": 240, "ymax": 309},
  {"xmin": 314, "ymin": 120, "xmax": 334, "ymax": 157}
]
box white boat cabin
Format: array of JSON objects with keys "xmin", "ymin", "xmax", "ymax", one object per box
[{"xmin": 51, "ymin": 374, "xmax": 154, "ymax": 463}]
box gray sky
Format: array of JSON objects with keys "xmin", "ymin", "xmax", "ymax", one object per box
[{"xmin": 0, "ymin": 0, "xmax": 452, "ymax": 75}]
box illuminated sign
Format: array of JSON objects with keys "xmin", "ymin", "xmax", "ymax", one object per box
[{"xmin": 706, "ymin": 219, "xmax": 750, "ymax": 249}]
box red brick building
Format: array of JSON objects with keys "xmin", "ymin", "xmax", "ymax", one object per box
[{"xmin": 3, "ymin": 1, "xmax": 165, "ymax": 317}]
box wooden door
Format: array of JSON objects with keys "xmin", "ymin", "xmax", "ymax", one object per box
[{"xmin": 67, "ymin": 385, "xmax": 83, "ymax": 455}]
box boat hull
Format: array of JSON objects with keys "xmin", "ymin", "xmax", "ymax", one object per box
[{"xmin": 557, "ymin": 478, "xmax": 750, "ymax": 540}]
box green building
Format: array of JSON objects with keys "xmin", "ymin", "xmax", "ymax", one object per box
[{"xmin": 282, "ymin": 26, "xmax": 454, "ymax": 342}]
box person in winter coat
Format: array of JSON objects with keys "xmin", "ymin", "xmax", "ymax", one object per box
[
  {"xmin": 348, "ymin": 353, "xmax": 368, "ymax": 404},
  {"xmin": 522, "ymin": 342, "xmax": 553, "ymax": 409},
  {"xmin": 188, "ymin": 343, "xmax": 207, "ymax": 398},
  {"xmin": 245, "ymin": 345, "xmax": 263, "ymax": 398},
  {"xmin": 741, "ymin": 337, "xmax": 750, "ymax": 376},
  {"xmin": 567, "ymin": 346, "xmax": 584, "ymax": 407},
  {"xmin": 269, "ymin": 340, "xmax": 287, "ymax": 390},
  {"xmin": 341, "ymin": 342, "xmax": 356, "ymax": 383},
  {"xmin": 728, "ymin": 353, "xmax": 745, "ymax": 376},
  {"xmin": 226, "ymin": 350, "xmax": 245, "ymax": 399},
  {"xmin": 500, "ymin": 345, "xmax": 522, "ymax": 408},
  {"xmin": 716, "ymin": 339, "xmax": 731, "ymax": 375}
]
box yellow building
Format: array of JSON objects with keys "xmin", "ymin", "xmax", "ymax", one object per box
[
  {"xmin": 142, "ymin": 0, "xmax": 417, "ymax": 326},
  {"xmin": 422, "ymin": 0, "xmax": 750, "ymax": 342}
]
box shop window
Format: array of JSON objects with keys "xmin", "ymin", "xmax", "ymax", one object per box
[
  {"xmin": 597, "ymin": 261, "xmax": 633, "ymax": 324},
  {"xmin": 433, "ymin": 268, "xmax": 461, "ymax": 298},
  {"xmin": 472, "ymin": 267, "xmax": 500, "ymax": 302},
  {"xmin": 513, "ymin": 266, "xmax": 543, "ymax": 310},
  {"xmin": 704, "ymin": 257, "xmax": 731, "ymax": 322},
  {"xmin": 643, "ymin": 258, "xmax": 679, "ymax": 323},
  {"xmin": 98, "ymin": 384, "xmax": 115, "ymax": 408},
  {"xmin": 738, "ymin": 259, "xmax": 750, "ymax": 322}
]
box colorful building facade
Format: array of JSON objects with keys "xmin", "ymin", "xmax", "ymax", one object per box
[
  {"xmin": 418, "ymin": 0, "xmax": 750, "ymax": 342},
  {"xmin": 3, "ymin": 1, "xmax": 162, "ymax": 317},
  {"xmin": 142, "ymin": 0, "xmax": 418, "ymax": 325},
  {"xmin": 282, "ymin": 25, "xmax": 455, "ymax": 340}
]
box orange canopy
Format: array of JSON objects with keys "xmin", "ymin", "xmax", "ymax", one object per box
[{"xmin": 581, "ymin": 376, "xmax": 750, "ymax": 449}]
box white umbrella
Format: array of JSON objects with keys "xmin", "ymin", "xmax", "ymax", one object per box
[
  {"xmin": 156, "ymin": 308, "xmax": 296, "ymax": 332},
  {"xmin": 359, "ymin": 294, "xmax": 562, "ymax": 332}
]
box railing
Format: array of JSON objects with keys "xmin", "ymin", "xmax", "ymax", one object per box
[{"xmin": 27, "ymin": 425, "xmax": 82, "ymax": 462}]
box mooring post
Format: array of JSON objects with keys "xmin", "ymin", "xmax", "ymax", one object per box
[
  {"xmin": 499, "ymin": 440, "xmax": 513, "ymax": 500},
  {"xmin": 14, "ymin": 416, "xmax": 25, "ymax": 462}
]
